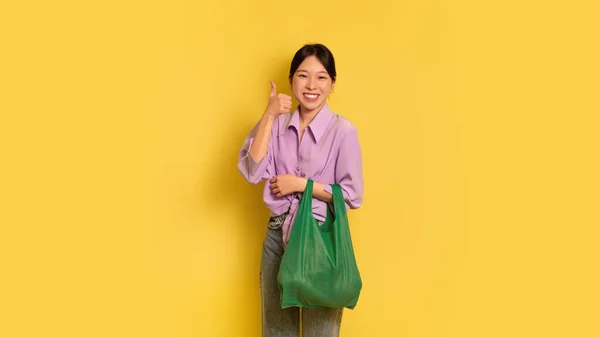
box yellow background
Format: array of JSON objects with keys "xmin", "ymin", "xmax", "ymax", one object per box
[{"xmin": 1, "ymin": 0, "xmax": 599, "ymax": 336}]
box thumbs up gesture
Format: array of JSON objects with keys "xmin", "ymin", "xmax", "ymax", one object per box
[{"xmin": 265, "ymin": 81, "xmax": 293, "ymax": 117}]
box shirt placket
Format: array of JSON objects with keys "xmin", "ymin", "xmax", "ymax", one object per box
[{"xmin": 296, "ymin": 132, "xmax": 307, "ymax": 179}]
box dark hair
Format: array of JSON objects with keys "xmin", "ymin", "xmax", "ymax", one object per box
[{"xmin": 288, "ymin": 43, "xmax": 337, "ymax": 83}]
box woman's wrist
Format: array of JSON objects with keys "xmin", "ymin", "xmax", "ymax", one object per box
[
  {"xmin": 261, "ymin": 111, "xmax": 277, "ymax": 123},
  {"xmin": 297, "ymin": 177, "xmax": 308, "ymax": 193}
]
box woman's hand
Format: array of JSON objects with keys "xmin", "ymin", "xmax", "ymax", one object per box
[
  {"xmin": 270, "ymin": 174, "xmax": 307, "ymax": 197},
  {"xmin": 264, "ymin": 81, "xmax": 293, "ymax": 118}
]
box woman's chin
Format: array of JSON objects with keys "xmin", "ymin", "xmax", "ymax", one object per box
[{"xmin": 298, "ymin": 100, "xmax": 325, "ymax": 113}]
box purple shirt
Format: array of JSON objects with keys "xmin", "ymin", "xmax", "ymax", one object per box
[{"xmin": 237, "ymin": 103, "xmax": 364, "ymax": 245}]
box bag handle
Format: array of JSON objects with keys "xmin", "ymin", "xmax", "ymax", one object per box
[
  {"xmin": 330, "ymin": 184, "xmax": 347, "ymax": 217},
  {"xmin": 300, "ymin": 179, "xmax": 315, "ymax": 209},
  {"xmin": 300, "ymin": 180, "xmax": 346, "ymax": 218}
]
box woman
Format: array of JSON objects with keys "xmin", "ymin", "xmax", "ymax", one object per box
[{"xmin": 237, "ymin": 43, "xmax": 364, "ymax": 337}]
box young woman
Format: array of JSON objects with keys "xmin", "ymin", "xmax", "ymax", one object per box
[{"xmin": 237, "ymin": 43, "xmax": 364, "ymax": 337}]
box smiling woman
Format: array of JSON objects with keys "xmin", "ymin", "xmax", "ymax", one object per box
[
  {"xmin": 288, "ymin": 44, "xmax": 336, "ymax": 114},
  {"xmin": 237, "ymin": 43, "xmax": 365, "ymax": 337}
]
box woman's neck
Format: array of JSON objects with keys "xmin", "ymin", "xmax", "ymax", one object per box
[{"xmin": 299, "ymin": 103, "xmax": 325, "ymax": 127}]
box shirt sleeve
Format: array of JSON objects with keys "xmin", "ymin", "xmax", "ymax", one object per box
[
  {"xmin": 237, "ymin": 121, "xmax": 276, "ymax": 184},
  {"xmin": 324, "ymin": 126, "xmax": 364, "ymax": 209}
]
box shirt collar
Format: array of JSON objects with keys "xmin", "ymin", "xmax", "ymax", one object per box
[{"xmin": 280, "ymin": 103, "xmax": 334, "ymax": 143}]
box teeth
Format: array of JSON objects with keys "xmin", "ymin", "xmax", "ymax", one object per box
[{"xmin": 305, "ymin": 94, "xmax": 318, "ymax": 99}]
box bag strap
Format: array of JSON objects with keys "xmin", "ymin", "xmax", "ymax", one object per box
[
  {"xmin": 301, "ymin": 181, "xmax": 346, "ymax": 218},
  {"xmin": 330, "ymin": 184, "xmax": 347, "ymax": 216},
  {"xmin": 301, "ymin": 179, "xmax": 315, "ymax": 209}
]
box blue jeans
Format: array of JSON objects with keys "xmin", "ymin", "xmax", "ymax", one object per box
[{"xmin": 260, "ymin": 213, "xmax": 343, "ymax": 337}]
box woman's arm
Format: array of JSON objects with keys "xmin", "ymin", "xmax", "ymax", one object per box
[
  {"xmin": 268, "ymin": 175, "xmax": 332, "ymax": 203},
  {"xmin": 248, "ymin": 113, "xmax": 277, "ymax": 163},
  {"xmin": 312, "ymin": 181, "xmax": 334, "ymax": 203},
  {"xmin": 323, "ymin": 126, "xmax": 364, "ymax": 209},
  {"xmin": 237, "ymin": 82, "xmax": 292, "ymax": 184},
  {"xmin": 249, "ymin": 82, "xmax": 292, "ymax": 162},
  {"xmin": 237, "ymin": 116, "xmax": 275, "ymax": 184}
]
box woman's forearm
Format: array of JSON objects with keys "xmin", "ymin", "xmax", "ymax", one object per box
[
  {"xmin": 312, "ymin": 181, "xmax": 333, "ymax": 203},
  {"xmin": 248, "ymin": 113, "xmax": 277, "ymax": 163},
  {"xmin": 296, "ymin": 178, "xmax": 333, "ymax": 203}
]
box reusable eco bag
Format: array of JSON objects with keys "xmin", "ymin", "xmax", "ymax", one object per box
[{"xmin": 277, "ymin": 179, "xmax": 362, "ymax": 309}]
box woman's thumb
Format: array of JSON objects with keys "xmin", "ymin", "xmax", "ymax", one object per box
[{"xmin": 269, "ymin": 81, "xmax": 277, "ymax": 98}]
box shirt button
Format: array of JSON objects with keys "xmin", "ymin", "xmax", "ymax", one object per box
[{"xmin": 296, "ymin": 167, "xmax": 300, "ymax": 171}]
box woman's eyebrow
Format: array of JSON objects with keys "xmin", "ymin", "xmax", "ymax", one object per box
[{"xmin": 297, "ymin": 69, "xmax": 328, "ymax": 74}]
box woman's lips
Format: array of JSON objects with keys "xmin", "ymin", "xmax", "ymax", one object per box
[{"xmin": 303, "ymin": 93, "xmax": 319, "ymax": 102}]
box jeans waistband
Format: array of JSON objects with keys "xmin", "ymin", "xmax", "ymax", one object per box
[{"xmin": 268, "ymin": 212, "xmax": 288, "ymax": 229}]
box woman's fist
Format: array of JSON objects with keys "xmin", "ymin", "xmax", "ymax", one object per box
[
  {"xmin": 264, "ymin": 81, "xmax": 292, "ymax": 117},
  {"xmin": 270, "ymin": 174, "xmax": 306, "ymax": 198}
]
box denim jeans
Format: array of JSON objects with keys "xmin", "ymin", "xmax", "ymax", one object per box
[{"xmin": 260, "ymin": 213, "xmax": 344, "ymax": 337}]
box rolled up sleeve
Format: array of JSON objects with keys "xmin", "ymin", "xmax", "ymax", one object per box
[
  {"xmin": 237, "ymin": 123, "xmax": 274, "ymax": 184},
  {"xmin": 325, "ymin": 126, "xmax": 364, "ymax": 209}
]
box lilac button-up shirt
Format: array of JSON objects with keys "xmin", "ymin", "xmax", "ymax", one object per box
[{"xmin": 237, "ymin": 103, "xmax": 364, "ymax": 245}]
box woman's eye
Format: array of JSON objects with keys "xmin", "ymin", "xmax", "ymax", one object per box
[
  {"xmin": 319, "ymin": 76, "xmax": 327, "ymax": 80},
  {"xmin": 299, "ymin": 74, "xmax": 307, "ymax": 78}
]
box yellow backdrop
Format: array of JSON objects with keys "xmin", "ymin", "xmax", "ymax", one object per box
[{"xmin": 1, "ymin": 0, "xmax": 599, "ymax": 336}]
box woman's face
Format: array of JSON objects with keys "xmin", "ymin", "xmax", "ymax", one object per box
[{"xmin": 291, "ymin": 55, "xmax": 335, "ymax": 114}]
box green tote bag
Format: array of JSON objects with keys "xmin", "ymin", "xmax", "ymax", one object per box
[{"xmin": 277, "ymin": 179, "xmax": 362, "ymax": 309}]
